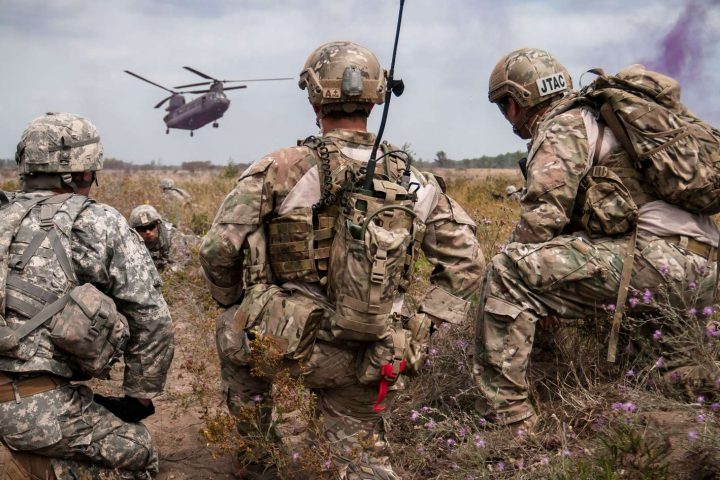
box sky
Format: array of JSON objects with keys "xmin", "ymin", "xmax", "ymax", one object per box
[{"xmin": 1, "ymin": 0, "xmax": 718, "ymax": 166}]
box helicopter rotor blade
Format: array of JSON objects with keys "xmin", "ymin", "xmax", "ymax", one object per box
[
  {"xmin": 222, "ymin": 85, "xmax": 248, "ymax": 91},
  {"xmin": 125, "ymin": 70, "xmax": 176, "ymax": 94},
  {"xmin": 184, "ymin": 85, "xmax": 248, "ymax": 94},
  {"xmin": 223, "ymin": 77, "xmax": 294, "ymax": 83},
  {"xmin": 154, "ymin": 96, "xmax": 172, "ymax": 109},
  {"xmin": 182, "ymin": 66, "xmax": 217, "ymax": 81},
  {"xmin": 173, "ymin": 77, "xmax": 293, "ymax": 89},
  {"xmin": 173, "ymin": 81, "xmax": 213, "ymax": 89}
]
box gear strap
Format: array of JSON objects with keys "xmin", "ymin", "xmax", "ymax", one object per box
[{"xmin": 607, "ymin": 226, "xmax": 638, "ymax": 363}]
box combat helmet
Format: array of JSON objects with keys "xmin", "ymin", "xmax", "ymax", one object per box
[
  {"xmin": 298, "ymin": 41, "xmax": 386, "ymax": 117},
  {"xmin": 488, "ymin": 48, "xmax": 572, "ymax": 109},
  {"xmin": 160, "ymin": 178, "xmax": 175, "ymax": 190},
  {"xmin": 16, "ymin": 112, "xmax": 103, "ymax": 190},
  {"xmin": 129, "ymin": 205, "xmax": 162, "ymax": 228}
]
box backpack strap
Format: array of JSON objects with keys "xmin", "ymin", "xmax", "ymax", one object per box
[
  {"xmin": 599, "ymin": 102, "xmax": 640, "ymax": 165},
  {"xmin": 607, "ymin": 226, "xmax": 638, "ymax": 363}
]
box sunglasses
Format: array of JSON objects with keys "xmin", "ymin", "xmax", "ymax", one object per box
[{"xmin": 135, "ymin": 223, "xmax": 158, "ymax": 233}]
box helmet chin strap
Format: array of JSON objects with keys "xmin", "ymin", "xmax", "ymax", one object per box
[{"xmin": 511, "ymin": 102, "xmax": 551, "ymax": 140}]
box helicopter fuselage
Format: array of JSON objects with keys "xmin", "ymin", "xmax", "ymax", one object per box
[{"xmin": 163, "ymin": 91, "xmax": 230, "ymax": 130}]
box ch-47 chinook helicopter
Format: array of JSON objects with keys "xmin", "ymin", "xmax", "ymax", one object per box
[{"xmin": 124, "ymin": 67, "xmax": 291, "ymax": 136}]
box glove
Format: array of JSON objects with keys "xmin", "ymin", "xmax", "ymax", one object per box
[{"xmin": 94, "ymin": 394, "xmax": 155, "ymax": 423}]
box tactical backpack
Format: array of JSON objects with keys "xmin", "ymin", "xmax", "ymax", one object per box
[
  {"xmin": 571, "ymin": 65, "xmax": 720, "ymax": 361},
  {"xmin": 0, "ymin": 192, "xmax": 129, "ymax": 378},
  {"xmin": 582, "ymin": 64, "xmax": 720, "ymax": 215}
]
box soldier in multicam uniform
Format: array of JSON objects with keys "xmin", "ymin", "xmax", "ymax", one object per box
[
  {"xmin": 159, "ymin": 178, "xmax": 191, "ymax": 205},
  {"xmin": 201, "ymin": 41, "xmax": 484, "ymax": 479},
  {"xmin": 0, "ymin": 113, "xmax": 174, "ymax": 479},
  {"xmin": 128, "ymin": 205, "xmax": 190, "ymax": 272},
  {"xmin": 473, "ymin": 48, "xmax": 719, "ymax": 430}
]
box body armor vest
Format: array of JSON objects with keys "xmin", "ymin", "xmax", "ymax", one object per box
[{"xmin": 267, "ymin": 136, "xmax": 424, "ymax": 341}]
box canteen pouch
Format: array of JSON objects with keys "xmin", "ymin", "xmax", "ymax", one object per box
[{"xmin": 50, "ymin": 283, "xmax": 129, "ymax": 378}]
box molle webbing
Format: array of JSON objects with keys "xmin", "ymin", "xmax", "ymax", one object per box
[{"xmin": 268, "ymin": 212, "xmax": 335, "ymax": 282}]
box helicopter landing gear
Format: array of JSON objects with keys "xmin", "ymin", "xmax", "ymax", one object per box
[
  {"xmin": 212, "ymin": 122, "xmax": 219, "ymax": 128},
  {"xmin": 190, "ymin": 131, "xmax": 194, "ymax": 137},
  {"xmin": 165, "ymin": 128, "xmax": 169, "ymax": 134}
]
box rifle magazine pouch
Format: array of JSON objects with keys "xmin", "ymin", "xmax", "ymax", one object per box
[{"xmin": 50, "ymin": 283, "xmax": 129, "ymax": 378}]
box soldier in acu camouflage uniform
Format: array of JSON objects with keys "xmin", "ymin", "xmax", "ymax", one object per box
[
  {"xmin": 159, "ymin": 179, "xmax": 191, "ymax": 205},
  {"xmin": 129, "ymin": 205, "xmax": 190, "ymax": 272},
  {"xmin": 473, "ymin": 48, "xmax": 718, "ymax": 430},
  {"xmin": 201, "ymin": 41, "xmax": 484, "ymax": 479},
  {"xmin": 0, "ymin": 113, "xmax": 174, "ymax": 479}
]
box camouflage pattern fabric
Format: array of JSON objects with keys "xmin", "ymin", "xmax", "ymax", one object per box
[
  {"xmin": 142, "ymin": 221, "xmax": 190, "ymax": 273},
  {"xmin": 473, "ymin": 103, "xmax": 719, "ymax": 425},
  {"xmin": 161, "ymin": 187, "xmax": 191, "ymax": 205},
  {"xmin": 0, "ymin": 191, "xmax": 174, "ymax": 477},
  {"xmin": 202, "ymin": 129, "xmax": 485, "ymax": 477},
  {"xmin": 0, "ymin": 384, "xmax": 156, "ymax": 479}
]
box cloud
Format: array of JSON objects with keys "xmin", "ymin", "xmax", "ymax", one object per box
[{"xmin": 1, "ymin": 0, "xmax": 717, "ymax": 166}]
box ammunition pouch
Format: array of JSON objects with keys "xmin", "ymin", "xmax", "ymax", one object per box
[
  {"xmin": 0, "ymin": 284, "xmax": 129, "ymax": 378},
  {"xmin": 578, "ymin": 165, "xmax": 638, "ymax": 236}
]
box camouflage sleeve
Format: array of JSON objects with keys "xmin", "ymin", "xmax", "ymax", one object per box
[
  {"xmin": 72, "ymin": 204, "xmax": 174, "ymax": 399},
  {"xmin": 419, "ymin": 192, "xmax": 485, "ymax": 325},
  {"xmin": 510, "ymin": 110, "xmax": 590, "ymax": 243},
  {"xmin": 200, "ymin": 157, "xmax": 275, "ymax": 305}
]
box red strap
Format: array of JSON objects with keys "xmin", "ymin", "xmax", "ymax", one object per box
[{"xmin": 373, "ymin": 360, "xmax": 406, "ymax": 412}]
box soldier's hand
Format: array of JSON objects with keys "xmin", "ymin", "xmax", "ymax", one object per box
[{"xmin": 94, "ymin": 394, "xmax": 155, "ymax": 423}]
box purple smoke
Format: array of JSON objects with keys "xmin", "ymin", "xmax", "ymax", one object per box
[
  {"xmin": 643, "ymin": 1, "xmax": 719, "ymax": 125},
  {"xmin": 644, "ymin": 2, "xmax": 706, "ymax": 82}
]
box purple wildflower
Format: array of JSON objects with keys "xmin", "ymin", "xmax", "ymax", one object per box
[
  {"xmin": 252, "ymin": 394, "xmax": 264, "ymax": 403},
  {"xmin": 698, "ymin": 395, "xmax": 706, "ymax": 404},
  {"xmin": 659, "ymin": 264, "xmax": 670, "ymax": 276},
  {"xmin": 562, "ymin": 448, "xmax": 572, "ymax": 457},
  {"xmin": 291, "ymin": 452, "xmax": 300, "ymax": 463},
  {"xmin": 611, "ymin": 402, "xmax": 623, "ymax": 411},
  {"xmin": 478, "ymin": 417, "xmax": 488, "ymax": 427},
  {"xmin": 496, "ymin": 462, "xmax": 505, "ymax": 472},
  {"xmin": 703, "ymin": 305, "xmax": 714, "ymax": 317},
  {"xmin": 710, "ymin": 403, "xmax": 720, "ymax": 412},
  {"xmin": 642, "ymin": 289, "xmax": 653, "ymax": 304},
  {"xmin": 605, "ymin": 303, "xmax": 616, "ymax": 312},
  {"xmin": 626, "ymin": 369, "xmax": 635, "ymax": 378},
  {"xmin": 516, "ymin": 458, "xmax": 525, "ymax": 470},
  {"xmin": 654, "ymin": 357, "xmax": 665, "ymax": 369},
  {"xmin": 410, "ymin": 410, "xmax": 420, "ymax": 422},
  {"xmin": 323, "ymin": 460, "xmax": 332, "ymax": 471},
  {"xmin": 540, "ymin": 456, "xmax": 550, "ymax": 466},
  {"xmin": 474, "ymin": 435, "xmax": 487, "ymax": 448},
  {"xmin": 689, "ymin": 307, "xmax": 698, "ymax": 317},
  {"xmin": 622, "ymin": 402, "xmax": 637, "ymax": 413},
  {"xmin": 652, "ymin": 330, "xmax": 663, "ymax": 341},
  {"xmin": 689, "ymin": 281, "xmax": 697, "ymax": 290},
  {"xmin": 716, "ymin": 376, "xmax": 720, "ymax": 386},
  {"xmin": 697, "ymin": 414, "xmax": 706, "ymax": 423},
  {"xmin": 688, "ymin": 431, "xmax": 699, "ymax": 442},
  {"xmin": 458, "ymin": 426, "xmax": 468, "ymax": 437},
  {"xmin": 421, "ymin": 406, "xmax": 431, "ymax": 414},
  {"xmin": 429, "ymin": 347, "xmax": 438, "ymax": 357},
  {"xmin": 446, "ymin": 438, "xmax": 457, "ymax": 448},
  {"xmin": 424, "ymin": 419, "xmax": 437, "ymax": 429},
  {"xmin": 628, "ymin": 297, "xmax": 639, "ymax": 308}
]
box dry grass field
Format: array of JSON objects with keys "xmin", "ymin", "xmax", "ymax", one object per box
[{"xmin": 2, "ymin": 167, "xmax": 719, "ymax": 479}]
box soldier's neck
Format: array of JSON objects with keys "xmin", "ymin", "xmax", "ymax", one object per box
[{"xmin": 320, "ymin": 116, "xmax": 368, "ymax": 134}]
